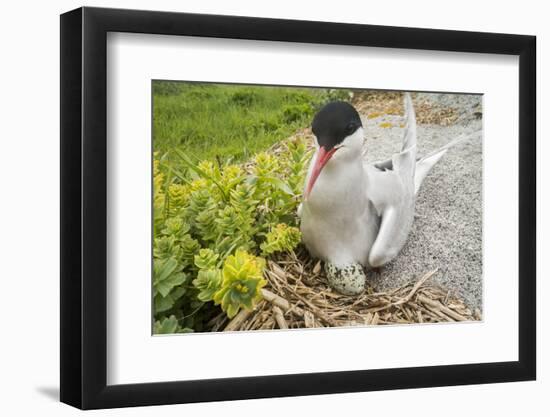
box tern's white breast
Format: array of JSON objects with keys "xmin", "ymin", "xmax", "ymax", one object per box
[{"xmin": 300, "ymin": 156, "xmax": 379, "ymax": 267}]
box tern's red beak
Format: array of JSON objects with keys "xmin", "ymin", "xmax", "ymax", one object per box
[{"xmin": 305, "ymin": 146, "xmax": 337, "ymax": 198}]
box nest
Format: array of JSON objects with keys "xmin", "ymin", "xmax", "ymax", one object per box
[{"xmin": 208, "ymin": 248, "xmax": 481, "ymax": 332}]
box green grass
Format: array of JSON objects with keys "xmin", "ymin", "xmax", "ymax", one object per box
[{"xmin": 153, "ymin": 81, "xmax": 350, "ymax": 162}]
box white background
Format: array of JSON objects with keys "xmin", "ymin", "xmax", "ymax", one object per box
[
  {"xmin": 0, "ymin": 0, "xmax": 546, "ymax": 416},
  {"xmin": 108, "ymin": 34, "xmax": 518, "ymax": 384}
]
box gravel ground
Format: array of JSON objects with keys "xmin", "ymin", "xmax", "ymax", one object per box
[{"xmin": 361, "ymin": 93, "xmax": 483, "ymax": 310}]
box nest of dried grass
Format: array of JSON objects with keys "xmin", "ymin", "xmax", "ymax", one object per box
[{"xmin": 208, "ymin": 248, "xmax": 481, "ymax": 332}]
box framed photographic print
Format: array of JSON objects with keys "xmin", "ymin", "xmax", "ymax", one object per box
[{"xmin": 60, "ymin": 6, "xmax": 536, "ymax": 410}]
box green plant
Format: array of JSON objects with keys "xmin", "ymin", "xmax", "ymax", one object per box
[
  {"xmin": 192, "ymin": 250, "xmax": 266, "ymax": 318},
  {"xmin": 282, "ymin": 103, "xmax": 313, "ymax": 123},
  {"xmin": 260, "ymin": 224, "xmax": 302, "ymax": 256},
  {"xmin": 213, "ymin": 250, "xmax": 267, "ymax": 318},
  {"xmin": 152, "ymin": 81, "xmax": 350, "ymax": 162},
  {"xmin": 152, "ymin": 82, "xmax": 181, "ymax": 96},
  {"xmin": 230, "ymin": 89, "xmax": 262, "ymax": 107},
  {"xmin": 154, "ymin": 315, "xmax": 193, "ymax": 334},
  {"xmin": 192, "ymin": 248, "xmax": 223, "ymax": 302},
  {"xmin": 152, "ymin": 136, "xmax": 313, "ymax": 333}
]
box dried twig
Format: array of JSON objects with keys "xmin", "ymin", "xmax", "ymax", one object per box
[
  {"xmin": 261, "ymin": 288, "xmax": 304, "ymax": 315},
  {"xmin": 272, "ymin": 306, "xmax": 288, "ymax": 329},
  {"xmin": 394, "ymin": 269, "xmax": 438, "ymax": 305},
  {"xmin": 304, "ymin": 311, "xmax": 316, "ymax": 328},
  {"xmin": 224, "ymin": 308, "xmax": 254, "ymax": 331},
  {"xmin": 417, "ymin": 295, "xmax": 469, "ymax": 322}
]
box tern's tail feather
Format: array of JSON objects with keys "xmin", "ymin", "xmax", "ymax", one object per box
[
  {"xmin": 414, "ymin": 149, "xmax": 447, "ymax": 195},
  {"xmin": 402, "ymin": 93, "xmax": 416, "ymax": 152},
  {"xmin": 414, "ymin": 130, "xmax": 482, "ymax": 195}
]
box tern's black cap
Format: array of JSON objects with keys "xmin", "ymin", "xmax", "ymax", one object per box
[{"xmin": 312, "ymin": 101, "xmax": 362, "ymax": 149}]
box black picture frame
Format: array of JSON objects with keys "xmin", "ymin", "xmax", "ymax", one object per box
[{"xmin": 60, "ymin": 6, "xmax": 536, "ymax": 410}]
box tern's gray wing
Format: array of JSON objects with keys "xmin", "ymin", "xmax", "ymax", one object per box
[
  {"xmin": 364, "ymin": 93, "xmax": 417, "ymax": 267},
  {"xmin": 370, "ymin": 93, "xmax": 417, "ymax": 176},
  {"xmin": 365, "ymin": 163, "xmax": 415, "ymax": 267},
  {"xmin": 373, "ymin": 148, "xmax": 447, "ymax": 196}
]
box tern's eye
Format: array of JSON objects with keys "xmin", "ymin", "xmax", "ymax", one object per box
[{"xmin": 345, "ymin": 123, "xmax": 357, "ymax": 136}]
